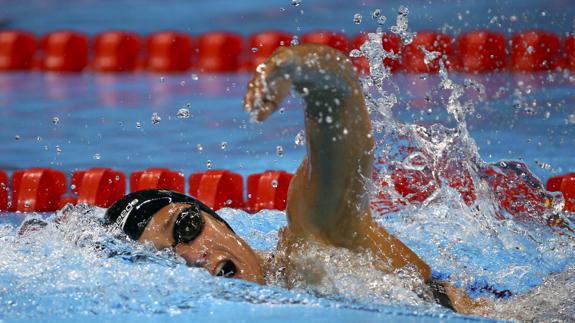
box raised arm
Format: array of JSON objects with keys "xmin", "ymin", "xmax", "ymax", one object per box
[{"xmin": 244, "ymin": 44, "xmax": 430, "ymax": 280}]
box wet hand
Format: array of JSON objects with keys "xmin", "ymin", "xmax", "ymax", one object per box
[{"xmin": 244, "ymin": 47, "xmax": 294, "ymax": 122}]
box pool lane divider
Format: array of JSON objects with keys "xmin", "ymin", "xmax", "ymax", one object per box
[
  {"xmin": 1, "ymin": 168, "xmax": 574, "ymax": 215},
  {"xmin": 1, "ymin": 30, "xmax": 574, "ymax": 73},
  {"xmin": 0, "ymin": 168, "xmax": 293, "ymax": 214}
]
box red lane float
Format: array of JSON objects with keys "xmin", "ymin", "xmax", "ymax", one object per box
[
  {"xmin": 351, "ymin": 33, "xmax": 402, "ymax": 74},
  {"xmin": 559, "ymin": 173, "xmax": 575, "ymax": 212},
  {"xmin": 10, "ymin": 168, "xmax": 67, "ymax": 212},
  {"xmin": 93, "ymin": 31, "xmax": 141, "ymax": 72},
  {"xmin": 563, "ymin": 35, "xmax": 575, "ymax": 71},
  {"xmin": 403, "ymin": 32, "xmax": 455, "ymax": 73},
  {"xmin": 189, "ymin": 170, "xmax": 244, "ymax": 210},
  {"xmin": 457, "ymin": 31, "xmax": 506, "ymax": 73},
  {"xmin": 0, "ymin": 31, "xmax": 36, "ymax": 71},
  {"xmin": 301, "ymin": 31, "xmax": 349, "ymax": 53},
  {"xmin": 546, "ymin": 175, "xmax": 565, "ymax": 192},
  {"xmin": 0, "ymin": 170, "xmax": 8, "ymax": 210},
  {"xmin": 72, "ymin": 168, "xmax": 126, "ymax": 208},
  {"xmin": 41, "ymin": 31, "xmax": 88, "ymax": 72},
  {"xmin": 146, "ymin": 32, "xmax": 193, "ymax": 72},
  {"xmin": 246, "ymin": 31, "xmax": 292, "ymax": 70},
  {"xmin": 511, "ymin": 31, "xmax": 561, "ymax": 72},
  {"xmin": 131, "ymin": 168, "xmax": 184, "ymax": 193},
  {"xmin": 247, "ymin": 170, "xmax": 293, "ymax": 213},
  {"xmin": 196, "ymin": 32, "xmax": 243, "ymax": 73}
]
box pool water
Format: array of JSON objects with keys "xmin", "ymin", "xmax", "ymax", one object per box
[{"xmin": 0, "ymin": 68, "xmax": 574, "ymax": 322}]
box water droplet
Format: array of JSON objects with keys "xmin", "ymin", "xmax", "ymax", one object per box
[
  {"xmin": 276, "ymin": 145, "xmax": 284, "ymax": 157},
  {"xmin": 372, "ymin": 9, "xmax": 381, "ymax": 19},
  {"xmin": 136, "ymin": 122, "xmax": 142, "ymax": 129},
  {"xmin": 191, "ymin": 74, "xmax": 199, "ymax": 81},
  {"xmin": 14, "ymin": 135, "xmax": 20, "ymax": 140},
  {"xmin": 568, "ymin": 114, "xmax": 575, "ymax": 124},
  {"xmin": 343, "ymin": 128, "xmax": 348, "ymax": 135},
  {"xmin": 294, "ymin": 130, "xmax": 305, "ymax": 145},
  {"xmin": 271, "ymin": 179, "xmax": 278, "ymax": 188},
  {"xmin": 225, "ymin": 199, "xmax": 232, "ymax": 206},
  {"xmin": 70, "ymin": 184, "xmax": 76, "ymax": 190},
  {"xmin": 291, "ymin": 0, "xmax": 301, "ymax": 6},
  {"xmin": 24, "ymin": 200, "xmax": 31, "ymax": 208},
  {"xmin": 177, "ymin": 108, "xmax": 191, "ymax": 119},
  {"xmin": 325, "ymin": 115, "xmax": 333, "ymax": 124},
  {"xmin": 349, "ymin": 49, "xmax": 362, "ymax": 58},
  {"xmin": 52, "ymin": 117, "xmax": 60, "ymax": 125},
  {"xmin": 36, "ymin": 136, "xmax": 42, "ymax": 141},
  {"xmin": 353, "ymin": 13, "xmax": 362, "ymax": 24},
  {"xmin": 180, "ymin": 80, "xmax": 186, "ymax": 87},
  {"xmin": 221, "ymin": 141, "xmax": 228, "ymax": 150},
  {"xmin": 56, "ymin": 145, "xmax": 62, "ymax": 153},
  {"xmin": 197, "ymin": 144, "xmax": 203, "ymax": 152},
  {"xmin": 93, "ymin": 153, "xmax": 101, "ymax": 160},
  {"xmin": 251, "ymin": 47, "xmax": 258, "ymax": 53},
  {"xmin": 527, "ymin": 46, "xmax": 534, "ymax": 54},
  {"xmin": 151, "ymin": 113, "xmax": 161, "ymax": 125},
  {"xmin": 160, "ymin": 76, "xmax": 165, "ymax": 83},
  {"xmin": 206, "ymin": 160, "xmax": 212, "ymax": 169},
  {"xmin": 290, "ymin": 36, "xmax": 299, "ymax": 46}
]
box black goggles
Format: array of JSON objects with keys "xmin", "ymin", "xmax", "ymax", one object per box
[{"xmin": 172, "ymin": 203, "xmax": 235, "ymax": 246}]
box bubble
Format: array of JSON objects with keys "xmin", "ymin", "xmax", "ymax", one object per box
[
  {"xmin": 177, "ymin": 108, "xmax": 191, "ymax": 119},
  {"xmin": 190, "ymin": 74, "xmax": 199, "ymax": 81},
  {"xmin": 276, "ymin": 145, "xmax": 284, "ymax": 157},
  {"xmin": 52, "ymin": 117, "xmax": 60, "ymax": 125},
  {"xmin": 271, "ymin": 179, "xmax": 278, "ymax": 188},
  {"xmin": 291, "ymin": 0, "xmax": 301, "ymax": 6},
  {"xmin": 206, "ymin": 160, "xmax": 212, "ymax": 169},
  {"xmin": 151, "ymin": 113, "xmax": 161, "ymax": 125},
  {"xmin": 353, "ymin": 13, "xmax": 362, "ymax": 25},
  {"xmin": 196, "ymin": 144, "xmax": 203, "ymax": 152},
  {"xmin": 294, "ymin": 130, "xmax": 305, "ymax": 146},
  {"xmin": 221, "ymin": 141, "xmax": 228, "ymax": 150},
  {"xmin": 136, "ymin": 122, "xmax": 142, "ymax": 129},
  {"xmin": 93, "ymin": 153, "xmax": 101, "ymax": 160}
]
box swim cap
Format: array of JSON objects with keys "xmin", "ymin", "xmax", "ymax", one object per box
[{"xmin": 104, "ymin": 189, "xmax": 234, "ymax": 240}]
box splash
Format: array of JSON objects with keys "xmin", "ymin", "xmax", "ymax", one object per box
[{"xmin": 353, "ymin": 7, "xmax": 575, "ymax": 321}]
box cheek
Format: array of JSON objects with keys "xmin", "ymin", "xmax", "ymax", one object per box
[{"xmin": 175, "ymin": 243, "xmax": 209, "ymax": 266}]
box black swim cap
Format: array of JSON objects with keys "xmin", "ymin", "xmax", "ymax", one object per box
[{"xmin": 104, "ymin": 189, "xmax": 234, "ymax": 241}]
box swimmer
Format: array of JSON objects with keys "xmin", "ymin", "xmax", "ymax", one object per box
[{"xmin": 104, "ymin": 44, "xmax": 485, "ymax": 314}]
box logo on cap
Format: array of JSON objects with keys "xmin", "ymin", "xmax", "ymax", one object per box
[{"xmin": 117, "ymin": 198, "xmax": 139, "ymax": 230}]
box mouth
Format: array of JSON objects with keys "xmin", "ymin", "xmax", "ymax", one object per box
[{"xmin": 214, "ymin": 259, "xmax": 238, "ymax": 278}]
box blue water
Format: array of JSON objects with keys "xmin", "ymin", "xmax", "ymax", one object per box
[{"xmin": 0, "ymin": 72, "xmax": 573, "ymax": 182}]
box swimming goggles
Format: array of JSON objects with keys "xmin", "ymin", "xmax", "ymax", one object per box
[{"xmin": 173, "ymin": 204, "xmax": 205, "ymax": 246}]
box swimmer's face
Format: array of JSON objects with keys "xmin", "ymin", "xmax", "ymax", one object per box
[{"xmin": 139, "ymin": 203, "xmax": 264, "ymax": 284}]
